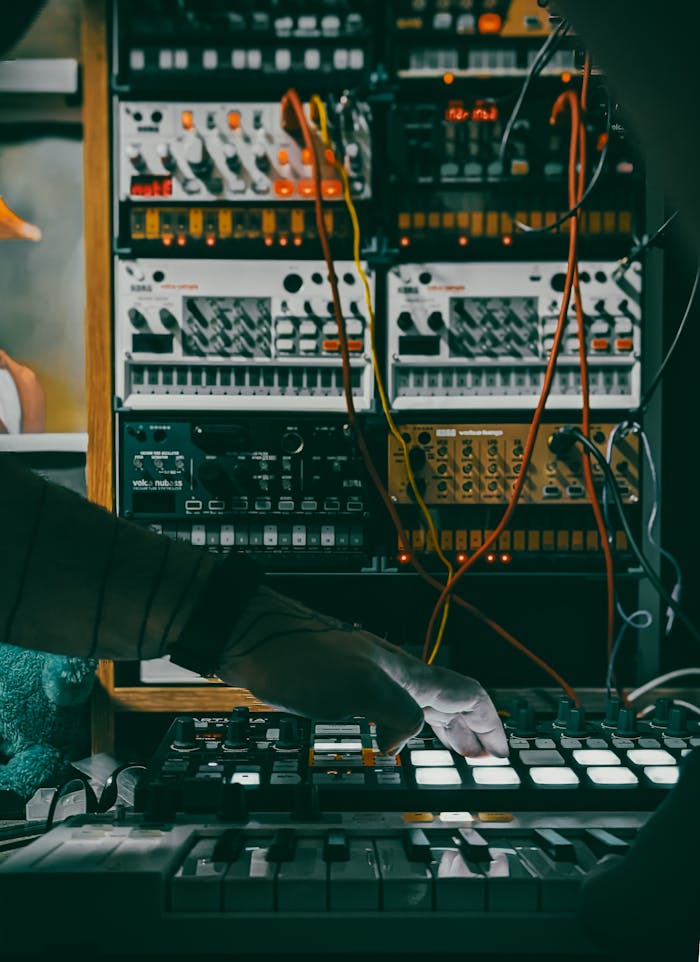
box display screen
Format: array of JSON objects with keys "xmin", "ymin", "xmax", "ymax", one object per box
[
  {"xmin": 130, "ymin": 176, "xmax": 173, "ymax": 198},
  {"xmin": 444, "ymin": 100, "xmax": 499, "ymax": 123}
]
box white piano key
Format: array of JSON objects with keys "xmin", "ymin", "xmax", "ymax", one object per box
[
  {"xmin": 328, "ymin": 840, "xmax": 380, "ymax": 911},
  {"xmin": 572, "ymin": 749, "xmax": 620, "ymax": 766},
  {"xmin": 586, "ymin": 766, "xmax": 638, "ymax": 786},
  {"xmin": 529, "ymin": 766, "xmax": 579, "ymax": 786},
  {"xmin": 415, "ymin": 767, "xmax": 461, "ymax": 785},
  {"xmin": 627, "ymin": 749, "xmax": 675, "ymax": 766},
  {"xmin": 432, "ymin": 847, "xmax": 487, "ymax": 911},
  {"xmin": 485, "ymin": 848, "xmax": 538, "ymax": 911},
  {"xmin": 223, "ymin": 841, "xmax": 276, "ymax": 912},
  {"xmin": 375, "ymin": 839, "xmax": 432, "ymax": 910},
  {"xmin": 170, "ymin": 838, "xmax": 227, "ymax": 912},
  {"xmin": 514, "ymin": 845, "xmax": 586, "ymax": 911},
  {"xmin": 644, "ymin": 765, "xmax": 679, "ymax": 785},
  {"xmin": 410, "ymin": 749, "xmax": 454, "ymax": 767},
  {"xmin": 276, "ymin": 840, "xmax": 327, "ymax": 912}
]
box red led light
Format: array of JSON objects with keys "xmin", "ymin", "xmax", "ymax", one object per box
[
  {"xmin": 205, "ymin": 235, "xmax": 215, "ymax": 246},
  {"xmin": 444, "ymin": 100, "xmax": 499, "ymax": 123},
  {"xmin": 264, "ymin": 236, "xmax": 274, "ymax": 247},
  {"xmin": 176, "ymin": 235, "xmax": 186, "ymax": 246},
  {"xmin": 486, "ymin": 552, "xmax": 497, "ymax": 563},
  {"xmin": 292, "ymin": 236, "xmax": 303, "ymax": 246},
  {"xmin": 502, "ymin": 234, "xmax": 513, "ymax": 246},
  {"xmin": 458, "ymin": 235, "xmax": 469, "ymax": 246},
  {"xmin": 399, "ymin": 552, "xmax": 410, "ymax": 563},
  {"xmin": 130, "ymin": 176, "xmax": 173, "ymax": 198},
  {"xmin": 457, "ymin": 553, "xmax": 468, "ymax": 563},
  {"xmin": 399, "ymin": 236, "xmax": 411, "ymax": 247},
  {"xmin": 278, "ymin": 235, "xmax": 289, "ymax": 246},
  {"xmin": 500, "ymin": 553, "xmax": 512, "ymax": 565}
]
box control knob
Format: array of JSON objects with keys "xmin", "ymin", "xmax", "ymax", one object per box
[
  {"xmin": 667, "ymin": 706, "xmax": 688, "ymax": 737},
  {"xmin": 275, "ymin": 717, "xmax": 300, "ymax": 752},
  {"xmin": 615, "ymin": 707, "xmax": 637, "ymax": 737},
  {"xmin": 128, "ymin": 307, "xmax": 148, "ymax": 329},
  {"xmin": 553, "ymin": 696, "xmax": 573, "ymax": 729},
  {"xmin": 171, "ymin": 716, "xmax": 197, "ymax": 751},
  {"xmin": 156, "ymin": 142, "xmax": 176, "ymax": 172},
  {"xmin": 184, "ymin": 135, "xmax": 212, "ymax": 178},
  {"xmin": 565, "ymin": 707, "xmax": 587, "ymax": 737}
]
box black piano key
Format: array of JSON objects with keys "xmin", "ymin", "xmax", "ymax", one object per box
[
  {"xmin": 534, "ymin": 828, "xmax": 576, "ymax": 862},
  {"xmin": 403, "ymin": 827, "xmax": 433, "ymax": 864},
  {"xmin": 583, "ymin": 828, "xmax": 630, "ymax": 858},
  {"xmin": 456, "ymin": 827, "xmax": 492, "ymax": 862},
  {"xmin": 324, "ymin": 829, "xmax": 350, "ymax": 862},
  {"xmin": 212, "ymin": 828, "xmax": 244, "ymax": 863},
  {"xmin": 267, "ymin": 828, "xmax": 296, "ymax": 863}
]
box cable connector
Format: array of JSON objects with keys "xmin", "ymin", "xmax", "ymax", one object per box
[{"xmin": 547, "ymin": 426, "xmax": 578, "ymax": 457}]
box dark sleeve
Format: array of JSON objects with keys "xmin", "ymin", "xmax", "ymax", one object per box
[
  {"xmin": 554, "ymin": 0, "xmax": 700, "ymax": 248},
  {"xmin": 0, "ymin": 452, "xmax": 258, "ymax": 661},
  {"xmin": 578, "ymin": 748, "xmax": 700, "ymax": 961}
]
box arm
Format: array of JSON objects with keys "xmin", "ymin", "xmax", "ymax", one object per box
[
  {"xmin": 0, "ymin": 351, "xmax": 46, "ymax": 432},
  {"xmin": 0, "ymin": 453, "xmax": 506, "ymax": 755}
]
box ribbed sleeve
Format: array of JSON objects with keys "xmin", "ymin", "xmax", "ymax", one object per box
[{"xmin": 0, "ymin": 453, "xmax": 254, "ymax": 662}]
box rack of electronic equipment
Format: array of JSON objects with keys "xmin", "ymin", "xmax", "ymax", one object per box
[{"xmin": 103, "ymin": 0, "xmax": 666, "ymax": 731}]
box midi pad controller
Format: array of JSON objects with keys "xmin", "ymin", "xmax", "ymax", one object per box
[
  {"xmin": 135, "ymin": 700, "xmax": 698, "ymax": 817},
  {"xmin": 0, "ymin": 810, "xmax": 647, "ymax": 957}
]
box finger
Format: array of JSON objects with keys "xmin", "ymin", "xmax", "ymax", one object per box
[
  {"xmin": 405, "ymin": 665, "xmax": 508, "ymax": 757},
  {"xmin": 425, "ymin": 711, "xmax": 482, "ymax": 756}
]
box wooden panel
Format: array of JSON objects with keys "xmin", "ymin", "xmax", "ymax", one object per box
[
  {"xmin": 107, "ymin": 687, "xmax": 272, "ymax": 713},
  {"xmin": 81, "ymin": 0, "xmax": 112, "ymax": 513}
]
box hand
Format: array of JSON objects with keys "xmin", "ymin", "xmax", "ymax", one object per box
[{"xmin": 216, "ymin": 586, "xmax": 507, "ymax": 757}]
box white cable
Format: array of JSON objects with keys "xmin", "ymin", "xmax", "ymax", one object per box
[
  {"xmin": 636, "ymin": 698, "xmax": 700, "ymax": 717},
  {"xmin": 626, "ymin": 667, "xmax": 700, "ymax": 703},
  {"xmin": 604, "ymin": 421, "xmax": 683, "ymax": 634}
]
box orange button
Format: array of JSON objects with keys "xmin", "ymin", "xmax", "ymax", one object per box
[
  {"xmin": 301, "ymin": 148, "xmax": 313, "ymax": 166},
  {"xmin": 348, "ymin": 339, "xmax": 363, "ymax": 352},
  {"xmin": 592, "ymin": 338, "xmax": 610, "ymax": 351},
  {"xmin": 274, "ymin": 179, "xmax": 295, "ymax": 197},
  {"xmin": 616, "ymin": 338, "xmax": 633, "ymax": 351},
  {"xmin": 277, "ymin": 148, "xmax": 289, "ymax": 166},
  {"xmin": 321, "ymin": 179, "xmax": 342, "ymax": 197},
  {"xmin": 181, "ymin": 110, "xmax": 194, "ymax": 130},
  {"xmin": 478, "ymin": 12, "xmax": 502, "ymax": 33},
  {"xmin": 227, "ymin": 110, "xmax": 241, "ymax": 130},
  {"xmin": 298, "ymin": 179, "xmax": 316, "ymax": 197},
  {"xmin": 322, "ymin": 339, "xmax": 340, "ymax": 352}
]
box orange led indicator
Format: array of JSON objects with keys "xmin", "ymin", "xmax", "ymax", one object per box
[
  {"xmin": 205, "ymin": 235, "xmax": 216, "ymax": 246},
  {"xmin": 181, "ymin": 110, "xmax": 194, "ymax": 130},
  {"xmin": 162, "ymin": 235, "xmax": 173, "ymax": 247},
  {"xmin": 293, "ymin": 236, "xmax": 303, "ymax": 246},
  {"xmin": 277, "ymin": 148, "xmax": 289, "ymax": 166},
  {"xmin": 399, "ymin": 552, "xmax": 411, "ymax": 564},
  {"xmin": 298, "ymin": 179, "xmax": 316, "ymax": 197},
  {"xmin": 301, "ymin": 148, "xmax": 313, "ymax": 166},
  {"xmin": 347, "ymin": 339, "xmax": 364, "ymax": 352},
  {"xmin": 592, "ymin": 338, "xmax": 610, "ymax": 351},
  {"xmin": 458, "ymin": 235, "xmax": 469, "ymax": 246},
  {"xmin": 443, "ymin": 71, "xmax": 455, "ymax": 85},
  {"xmin": 478, "ymin": 12, "xmax": 502, "ymax": 33},
  {"xmin": 616, "ymin": 338, "xmax": 634, "ymax": 351},
  {"xmin": 321, "ymin": 179, "xmax": 342, "ymax": 197},
  {"xmin": 274, "ymin": 179, "xmax": 295, "ymax": 197},
  {"xmin": 264, "ymin": 235, "xmax": 274, "ymax": 247},
  {"xmin": 399, "ymin": 236, "xmax": 411, "ymax": 247},
  {"xmin": 457, "ymin": 553, "xmax": 468, "ymax": 564},
  {"xmin": 323, "ymin": 339, "xmax": 340, "ymax": 352},
  {"xmin": 486, "ymin": 552, "xmax": 497, "ymax": 563},
  {"xmin": 502, "ymin": 234, "xmax": 513, "ymax": 246},
  {"xmin": 176, "ymin": 234, "xmax": 187, "ymax": 246},
  {"xmin": 227, "ymin": 110, "xmax": 241, "ymax": 130},
  {"xmin": 500, "ymin": 553, "xmax": 512, "ymax": 565},
  {"xmin": 324, "ymin": 148, "xmax": 336, "ymax": 165},
  {"xmin": 278, "ymin": 236, "xmax": 289, "ymax": 246},
  {"xmin": 561, "ymin": 71, "xmax": 573, "ymax": 84}
]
